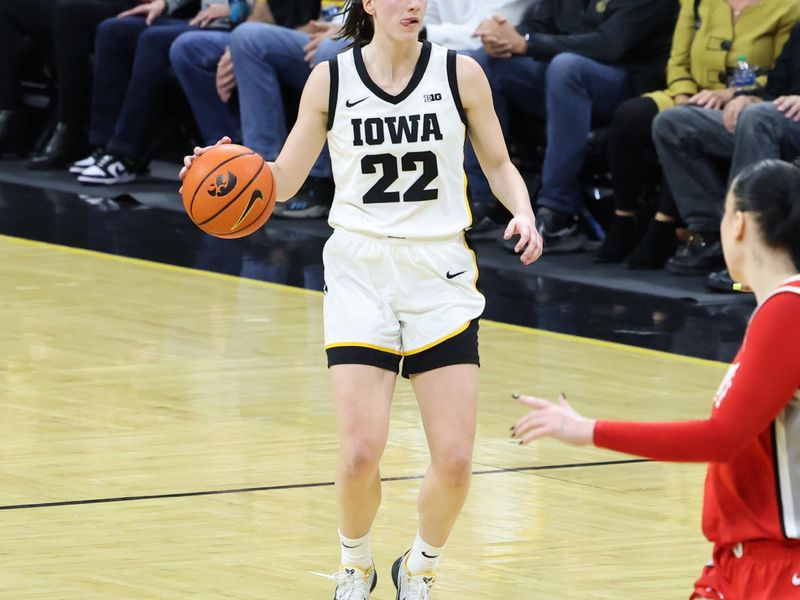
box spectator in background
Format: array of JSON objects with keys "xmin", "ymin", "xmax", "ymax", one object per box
[
  {"xmin": 171, "ymin": 0, "xmax": 337, "ymax": 219},
  {"xmin": 27, "ymin": 0, "xmax": 171, "ymax": 170},
  {"xmin": 71, "ymin": 0, "xmax": 243, "ymax": 185},
  {"xmin": 0, "ymin": 0, "xmax": 60, "ymax": 157},
  {"xmin": 468, "ymin": 0, "xmax": 678, "ymax": 254},
  {"xmin": 652, "ymin": 23, "xmax": 800, "ymax": 282},
  {"xmin": 597, "ymin": 0, "xmax": 799, "ymax": 268}
]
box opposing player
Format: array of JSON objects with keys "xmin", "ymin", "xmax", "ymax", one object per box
[
  {"xmin": 180, "ymin": 0, "xmax": 542, "ymax": 597},
  {"xmin": 512, "ymin": 159, "xmax": 800, "ymax": 599}
]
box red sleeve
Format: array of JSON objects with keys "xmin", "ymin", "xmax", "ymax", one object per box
[{"xmin": 593, "ymin": 293, "xmax": 800, "ymax": 462}]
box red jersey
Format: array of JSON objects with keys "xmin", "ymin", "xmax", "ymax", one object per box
[{"xmin": 594, "ymin": 276, "xmax": 800, "ymax": 546}]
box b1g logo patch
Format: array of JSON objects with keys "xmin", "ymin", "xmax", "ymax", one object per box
[{"xmin": 424, "ymin": 93, "xmax": 443, "ymax": 103}]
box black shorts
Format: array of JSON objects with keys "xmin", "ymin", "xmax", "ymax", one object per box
[{"xmin": 326, "ymin": 319, "xmax": 480, "ymax": 379}]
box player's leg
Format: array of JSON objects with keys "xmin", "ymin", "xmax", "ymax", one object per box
[{"xmin": 391, "ymin": 361, "xmax": 479, "ymax": 598}]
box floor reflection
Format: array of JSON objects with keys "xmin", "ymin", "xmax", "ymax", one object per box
[{"xmin": 0, "ymin": 183, "xmax": 752, "ymax": 363}]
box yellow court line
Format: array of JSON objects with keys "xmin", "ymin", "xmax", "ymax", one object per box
[{"xmin": 1, "ymin": 233, "xmax": 729, "ymax": 368}]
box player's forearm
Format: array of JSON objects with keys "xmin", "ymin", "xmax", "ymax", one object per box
[
  {"xmin": 486, "ymin": 161, "xmax": 534, "ymax": 219},
  {"xmin": 266, "ymin": 161, "xmax": 304, "ymax": 203}
]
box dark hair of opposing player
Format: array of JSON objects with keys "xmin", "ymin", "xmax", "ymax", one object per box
[
  {"xmin": 338, "ymin": 0, "xmax": 374, "ymax": 46},
  {"xmin": 732, "ymin": 158, "xmax": 800, "ymax": 271}
]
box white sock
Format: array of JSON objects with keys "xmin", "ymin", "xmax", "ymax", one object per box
[
  {"xmin": 339, "ymin": 529, "xmax": 372, "ymax": 570},
  {"xmin": 405, "ymin": 531, "xmax": 443, "ymax": 575}
]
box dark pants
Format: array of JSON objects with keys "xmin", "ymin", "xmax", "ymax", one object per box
[
  {"xmin": 653, "ymin": 102, "xmax": 800, "ymax": 232},
  {"xmin": 608, "ymin": 96, "xmax": 678, "ymax": 219},
  {"xmin": 0, "ymin": 0, "xmax": 57, "ymax": 109},
  {"xmin": 465, "ymin": 51, "xmax": 631, "ymax": 217},
  {"xmin": 90, "ymin": 15, "xmax": 203, "ymax": 159},
  {"xmin": 54, "ymin": 0, "xmax": 138, "ymax": 126}
]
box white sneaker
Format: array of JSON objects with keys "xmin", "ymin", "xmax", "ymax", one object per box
[
  {"xmin": 69, "ymin": 148, "xmax": 105, "ymax": 175},
  {"xmin": 78, "ymin": 153, "xmax": 136, "ymax": 185},
  {"xmin": 314, "ymin": 563, "xmax": 377, "ymax": 600},
  {"xmin": 391, "ymin": 552, "xmax": 435, "ymax": 600}
]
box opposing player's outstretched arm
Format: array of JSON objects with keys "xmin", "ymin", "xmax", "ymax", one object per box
[
  {"xmin": 268, "ymin": 62, "xmax": 331, "ymax": 202},
  {"xmin": 458, "ymin": 55, "xmax": 542, "ymax": 265}
]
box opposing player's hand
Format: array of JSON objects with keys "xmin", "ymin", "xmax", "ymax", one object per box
[
  {"xmin": 118, "ymin": 0, "xmax": 166, "ymax": 26},
  {"xmin": 511, "ymin": 393, "xmax": 595, "ymax": 446},
  {"xmin": 178, "ymin": 136, "xmax": 232, "ymax": 191},
  {"xmin": 504, "ymin": 214, "xmax": 543, "ymax": 265}
]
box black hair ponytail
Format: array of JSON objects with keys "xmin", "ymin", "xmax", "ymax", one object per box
[
  {"xmin": 732, "ymin": 159, "xmax": 800, "ymax": 270},
  {"xmin": 338, "ymin": 0, "xmax": 374, "ymax": 46}
]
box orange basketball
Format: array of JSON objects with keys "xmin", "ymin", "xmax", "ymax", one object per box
[{"xmin": 182, "ymin": 144, "xmax": 276, "ymax": 239}]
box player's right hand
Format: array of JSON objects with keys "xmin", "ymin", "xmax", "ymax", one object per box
[
  {"xmin": 118, "ymin": 0, "xmax": 166, "ymax": 26},
  {"xmin": 178, "ymin": 136, "xmax": 231, "ymax": 191}
]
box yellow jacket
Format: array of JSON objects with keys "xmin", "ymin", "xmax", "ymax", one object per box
[{"xmin": 647, "ymin": 0, "xmax": 799, "ymax": 111}]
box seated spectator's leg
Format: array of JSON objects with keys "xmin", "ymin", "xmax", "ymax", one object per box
[
  {"xmin": 595, "ymin": 97, "xmax": 660, "ymax": 262},
  {"xmin": 88, "ymin": 16, "xmax": 151, "ymax": 151},
  {"xmin": 105, "ymin": 22, "xmax": 193, "ymax": 162},
  {"xmin": 0, "ymin": 0, "xmax": 57, "ymax": 152},
  {"xmin": 311, "ymin": 36, "xmax": 350, "ymax": 67},
  {"xmin": 464, "ymin": 52, "xmax": 546, "ymax": 223},
  {"xmin": 170, "ymin": 30, "xmax": 239, "ymax": 146},
  {"xmin": 731, "ymin": 101, "xmax": 800, "ymax": 177},
  {"xmin": 652, "ymin": 106, "xmax": 731, "ymax": 275},
  {"xmin": 540, "ymin": 53, "xmax": 629, "ymax": 236},
  {"xmin": 28, "ymin": 0, "xmax": 135, "ymax": 169},
  {"xmin": 653, "ymin": 106, "xmax": 732, "ymax": 234},
  {"xmin": 230, "ymin": 23, "xmax": 312, "ymax": 163}
]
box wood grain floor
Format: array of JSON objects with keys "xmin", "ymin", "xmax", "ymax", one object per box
[{"xmin": 0, "ymin": 235, "xmax": 728, "ymax": 599}]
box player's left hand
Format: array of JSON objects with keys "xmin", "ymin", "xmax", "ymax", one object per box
[
  {"xmin": 512, "ymin": 393, "xmax": 595, "ymax": 446},
  {"xmin": 178, "ymin": 136, "xmax": 232, "ymax": 193},
  {"xmin": 190, "ymin": 3, "xmax": 230, "ymax": 28},
  {"xmin": 504, "ymin": 215, "xmax": 543, "ymax": 265}
]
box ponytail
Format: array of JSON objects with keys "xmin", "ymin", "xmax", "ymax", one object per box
[
  {"xmin": 732, "ymin": 159, "xmax": 800, "ymax": 270},
  {"xmin": 338, "ymin": 0, "xmax": 374, "ymax": 46}
]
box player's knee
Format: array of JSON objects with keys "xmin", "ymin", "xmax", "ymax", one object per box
[
  {"xmin": 340, "ymin": 440, "xmax": 384, "ymax": 477},
  {"xmin": 432, "ymin": 448, "xmax": 473, "ymax": 486}
]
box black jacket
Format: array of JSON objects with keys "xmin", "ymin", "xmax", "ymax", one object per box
[
  {"xmin": 518, "ymin": 0, "xmax": 679, "ymax": 95},
  {"xmin": 762, "ymin": 24, "xmax": 800, "ymax": 101},
  {"xmin": 269, "ymin": 0, "xmax": 321, "ymax": 29}
]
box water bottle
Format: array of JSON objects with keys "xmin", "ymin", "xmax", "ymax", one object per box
[
  {"xmin": 228, "ymin": 0, "xmax": 250, "ymax": 26},
  {"xmin": 730, "ymin": 55, "xmax": 758, "ymax": 93}
]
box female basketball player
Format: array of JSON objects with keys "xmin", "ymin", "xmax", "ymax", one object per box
[
  {"xmin": 180, "ymin": 0, "xmax": 543, "ymax": 597},
  {"xmin": 512, "ymin": 159, "xmax": 800, "ymax": 599}
]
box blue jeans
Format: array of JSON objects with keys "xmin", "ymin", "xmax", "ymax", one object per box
[
  {"xmin": 90, "ymin": 16, "xmax": 205, "ymax": 158},
  {"xmin": 466, "ymin": 52, "xmax": 631, "ymax": 217},
  {"xmin": 170, "ymin": 29, "xmax": 242, "ymax": 145},
  {"xmin": 229, "ymin": 22, "xmax": 349, "ymax": 178}
]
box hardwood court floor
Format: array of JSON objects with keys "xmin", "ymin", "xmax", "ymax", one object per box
[{"xmin": 0, "ymin": 234, "xmax": 727, "ymax": 599}]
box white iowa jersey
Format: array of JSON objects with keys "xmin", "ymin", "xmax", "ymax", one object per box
[{"xmin": 326, "ymin": 41, "xmax": 472, "ymax": 240}]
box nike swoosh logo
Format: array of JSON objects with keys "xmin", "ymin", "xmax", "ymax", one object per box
[
  {"xmin": 231, "ymin": 189, "xmax": 263, "ymax": 230},
  {"xmin": 346, "ymin": 97, "xmax": 369, "ymax": 108},
  {"xmin": 341, "ymin": 542, "xmax": 359, "ymax": 549},
  {"xmin": 446, "ymin": 270, "xmax": 467, "ymax": 279},
  {"xmin": 792, "ymin": 573, "xmax": 800, "ymax": 586},
  {"xmin": 421, "ymin": 551, "xmax": 439, "ymax": 559}
]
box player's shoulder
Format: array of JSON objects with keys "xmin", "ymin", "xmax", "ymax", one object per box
[{"xmin": 750, "ymin": 278, "xmax": 800, "ymax": 330}]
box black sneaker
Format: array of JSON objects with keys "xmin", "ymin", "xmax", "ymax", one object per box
[
  {"xmin": 277, "ymin": 176, "xmax": 333, "ymax": 219},
  {"xmin": 666, "ymin": 232, "xmax": 724, "ymax": 276},
  {"xmin": 77, "ymin": 153, "xmax": 136, "ymax": 185},
  {"xmin": 535, "ymin": 207, "xmax": 585, "ymax": 254}
]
